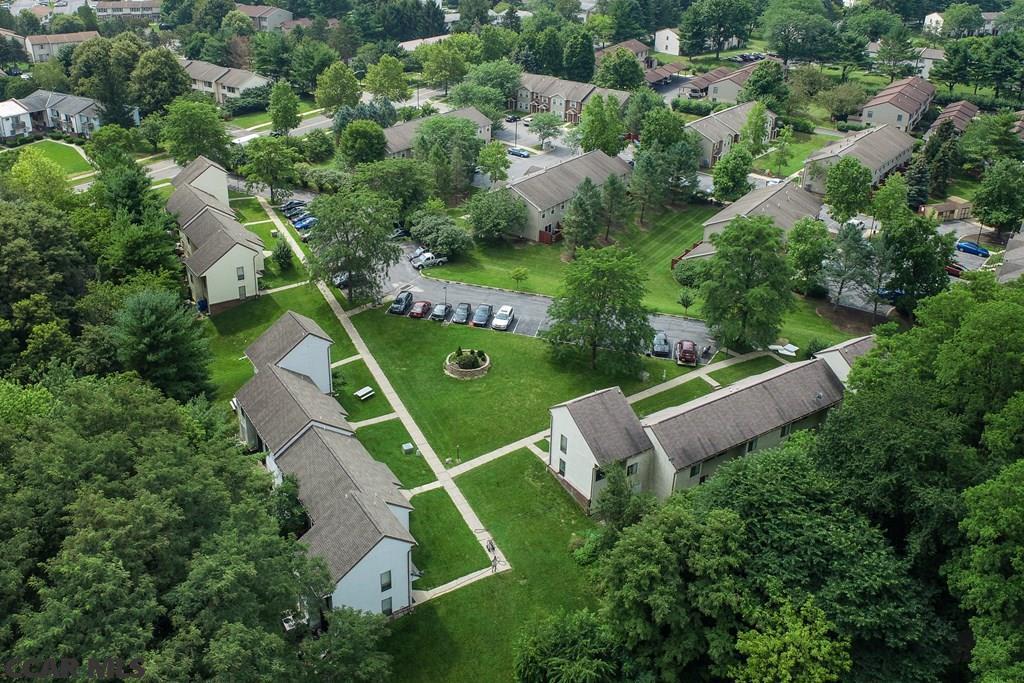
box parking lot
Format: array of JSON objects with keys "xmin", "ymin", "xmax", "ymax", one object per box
[{"xmin": 378, "ymin": 247, "xmax": 715, "ymax": 358}]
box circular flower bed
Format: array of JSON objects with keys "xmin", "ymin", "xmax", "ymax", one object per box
[{"xmin": 444, "ymin": 348, "xmax": 491, "ymax": 380}]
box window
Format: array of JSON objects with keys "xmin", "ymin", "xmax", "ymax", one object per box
[
  {"xmin": 236, "ymin": 266, "xmax": 245, "ymax": 281},
  {"xmin": 558, "ymin": 459, "xmax": 566, "ymax": 476},
  {"xmin": 867, "ymin": 111, "xmax": 873, "ymax": 118},
  {"xmin": 595, "ymin": 469, "xmax": 605, "ymax": 481},
  {"xmin": 381, "ymin": 598, "xmax": 392, "ymax": 615},
  {"xmin": 689, "ymin": 462, "xmax": 702, "ymax": 478},
  {"xmin": 781, "ymin": 423, "xmax": 792, "ymax": 438},
  {"xmin": 897, "ymin": 113, "xmax": 903, "ymax": 122},
  {"xmin": 559, "ymin": 434, "xmax": 567, "ymax": 453},
  {"xmin": 712, "ymin": 86, "xmax": 718, "ymax": 94},
  {"xmin": 238, "ymin": 285, "xmax": 246, "ymax": 299},
  {"xmin": 746, "ymin": 437, "xmax": 758, "ymax": 453},
  {"xmin": 380, "ymin": 571, "xmax": 392, "ymax": 591},
  {"xmin": 626, "ymin": 463, "xmax": 638, "ymax": 476}
]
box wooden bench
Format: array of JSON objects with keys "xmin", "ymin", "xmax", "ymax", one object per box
[{"xmin": 354, "ymin": 386, "xmax": 375, "ymax": 401}]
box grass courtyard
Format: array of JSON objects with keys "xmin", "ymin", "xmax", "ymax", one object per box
[
  {"xmin": 4, "ymin": 140, "xmax": 93, "ymax": 176},
  {"xmin": 708, "ymin": 355, "xmax": 784, "ymax": 385},
  {"xmin": 409, "ymin": 488, "xmax": 491, "ymax": 591},
  {"xmin": 204, "ymin": 283, "xmax": 356, "ymax": 400},
  {"xmin": 429, "ymin": 204, "xmax": 719, "ymax": 316},
  {"xmin": 752, "ymin": 133, "xmax": 833, "ymax": 178},
  {"xmin": 631, "ymin": 377, "xmax": 715, "ymax": 417},
  {"xmin": 228, "ymin": 98, "xmax": 319, "ymax": 129},
  {"xmin": 351, "ymin": 310, "xmax": 694, "ymax": 462},
  {"xmin": 387, "ymin": 449, "xmax": 596, "ymax": 682},
  {"xmin": 356, "ymin": 418, "xmax": 437, "ymax": 488},
  {"xmin": 333, "ymin": 359, "xmax": 392, "ymax": 422}
]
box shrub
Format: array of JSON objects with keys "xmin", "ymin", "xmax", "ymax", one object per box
[
  {"xmin": 836, "ymin": 121, "xmax": 866, "ymax": 132},
  {"xmin": 475, "ymin": 349, "xmax": 486, "ymax": 360},
  {"xmin": 272, "ymin": 239, "xmax": 293, "ymax": 271},
  {"xmin": 673, "ymin": 258, "xmax": 712, "ymax": 288},
  {"xmin": 411, "ymin": 214, "xmax": 473, "ymax": 258},
  {"xmin": 222, "ymin": 83, "xmax": 272, "ymax": 117},
  {"xmin": 302, "ymin": 129, "xmax": 334, "ymax": 163},
  {"xmin": 805, "ymin": 337, "xmax": 827, "ymax": 357},
  {"xmin": 454, "ymin": 353, "xmax": 481, "ymax": 369},
  {"xmin": 933, "ymin": 90, "xmax": 1019, "ymax": 112},
  {"xmin": 671, "ymin": 98, "xmax": 714, "ymax": 116},
  {"xmin": 778, "ymin": 115, "xmax": 815, "ymax": 133}
]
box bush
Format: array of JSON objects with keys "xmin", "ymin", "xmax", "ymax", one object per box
[
  {"xmin": 411, "ymin": 213, "xmax": 473, "ymax": 258},
  {"xmin": 222, "ymin": 83, "xmax": 272, "ymax": 117},
  {"xmin": 452, "ymin": 348, "xmax": 482, "ymax": 369},
  {"xmin": 673, "ymin": 258, "xmax": 712, "ymax": 288},
  {"xmin": 805, "ymin": 337, "xmax": 827, "ymax": 357},
  {"xmin": 778, "ymin": 115, "xmax": 815, "ymax": 133},
  {"xmin": 805, "ymin": 283, "xmax": 830, "ymax": 299},
  {"xmin": 836, "ymin": 121, "xmax": 866, "ymax": 132},
  {"xmin": 272, "ymin": 239, "xmax": 293, "ymax": 271},
  {"xmin": 671, "ymin": 98, "xmax": 714, "ymax": 116},
  {"xmin": 301, "ymin": 129, "xmax": 334, "ymax": 163},
  {"xmin": 933, "ymin": 90, "xmax": 1019, "ymax": 112}
]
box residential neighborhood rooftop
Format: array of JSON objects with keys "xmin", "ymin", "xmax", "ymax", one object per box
[
  {"xmin": 504, "ymin": 150, "xmax": 631, "ymax": 212},
  {"xmin": 806, "ymin": 124, "xmax": 915, "ymax": 170},
  {"xmin": 928, "ymin": 100, "xmax": 979, "ymax": 137},
  {"xmin": 554, "ymin": 387, "xmax": 652, "ymax": 465},
  {"xmin": 862, "ymin": 76, "xmax": 936, "ymax": 115},
  {"xmin": 382, "ymin": 107, "xmax": 491, "ymax": 155},
  {"xmin": 703, "ymin": 180, "xmax": 824, "ymax": 232},
  {"xmin": 245, "ymin": 310, "xmax": 333, "ymax": 370},
  {"xmin": 644, "ymin": 359, "xmax": 846, "ymax": 471}
]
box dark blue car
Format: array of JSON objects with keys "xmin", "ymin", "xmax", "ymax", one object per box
[{"xmin": 956, "ymin": 240, "xmax": 990, "ymax": 257}]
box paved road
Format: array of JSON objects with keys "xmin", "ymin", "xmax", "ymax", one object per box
[
  {"xmin": 9, "ymin": 0, "xmax": 84, "ymax": 15},
  {"xmin": 379, "ymin": 246, "xmax": 715, "ymax": 356}
]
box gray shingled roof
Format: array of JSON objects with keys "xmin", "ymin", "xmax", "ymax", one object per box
[
  {"xmin": 178, "ymin": 201, "xmax": 263, "ymax": 274},
  {"xmin": 235, "ymin": 365, "xmax": 351, "ymax": 453},
  {"xmin": 686, "ymin": 66, "xmax": 733, "ymax": 92},
  {"xmin": 25, "ymin": 31, "xmax": 99, "ymax": 45},
  {"xmin": 276, "ymin": 427, "xmax": 414, "ymax": 583},
  {"xmin": 167, "ymin": 182, "xmax": 232, "ymax": 225},
  {"xmin": 815, "ymin": 335, "xmax": 875, "ymax": 366},
  {"xmin": 554, "ymin": 387, "xmax": 652, "ymax": 466},
  {"xmin": 703, "ymin": 180, "xmax": 823, "ymax": 231},
  {"xmin": 383, "ymin": 107, "xmax": 491, "ymax": 155},
  {"xmin": 806, "ymin": 124, "xmax": 915, "ymax": 173},
  {"xmin": 506, "ymin": 150, "xmax": 631, "ymax": 211},
  {"xmin": 16, "ymin": 89, "xmax": 99, "ymax": 117},
  {"xmin": 172, "ymin": 155, "xmax": 223, "ymax": 189},
  {"xmin": 998, "ymin": 234, "xmax": 1024, "ymax": 283},
  {"xmin": 245, "ymin": 310, "xmax": 333, "ymax": 370},
  {"xmin": 928, "ymin": 100, "xmax": 978, "ymax": 136},
  {"xmin": 520, "ymin": 73, "xmax": 596, "ymax": 103},
  {"xmin": 688, "ymin": 101, "xmax": 764, "ymax": 143},
  {"xmin": 863, "ymin": 76, "xmax": 934, "ymax": 115},
  {"xmin": 645, "ymin": 359, "xmax": 845, "ymax": 471}
]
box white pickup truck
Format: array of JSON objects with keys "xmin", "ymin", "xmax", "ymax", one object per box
[{"xmin": 411, "ymin": 252, "xmax": 448, "ymax": 270}]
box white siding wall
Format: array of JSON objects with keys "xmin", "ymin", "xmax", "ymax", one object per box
[
  {"xmin": 863, "ymin": 102, "xmax": 912, "ymax": 131},
  {"xmin": 331, "ymin": 537, "xmax": 413, "ymax": 614},
  {"xmin": 710, "ymin": 80, "xmax": 742, "ymax": 103},
  {"xmin": 548, "ymin": 407, "xmax": 599, "ymax": 502},
  {"xmin": 646, "ymin": 431, "xmax": 678, "ymax": 499},
  {"xmin": 203, "ymin": 244, "xmax": 262, "ymax": 306},
  {"xmin": 655, "ymin": 29, "xmax": 680, "ymax": 55},
  {"xmin": 191, "ymin": 166, "xmax": 230, "ymax": 206},
  {"xmin": 279, "ymin": 336, "xmax": 333, "ymax": 394}
]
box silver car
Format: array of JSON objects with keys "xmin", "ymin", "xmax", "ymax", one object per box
[{"xmin": 491, "ymin": 305, "xmax": 515, "ymax": 331}]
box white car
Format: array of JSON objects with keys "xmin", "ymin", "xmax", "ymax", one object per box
[
  {"xmin": 412, "ymin": 253, "xmax": 448, "ymax": 270},
  {"xmin": 491, "ymin": 305, "xmax": 515, "ymax": 331}
]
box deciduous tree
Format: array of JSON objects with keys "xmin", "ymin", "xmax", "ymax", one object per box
[
  {"xmin": 240, "ymin": 135, "xmax": 300, "ymax": 202},
  {"xmin": 712, "ymin": 143, "xmax": 753, "ymax": 202},
  {"xmin": 593, "ymin": 48, "xmax": 644, "ymax": 90},
  {"xmin": 269, "ymin": 81, "xmax": 301, "ymax": 134},
  {"xmin": 824, "ymin": 157, "xmax": 872, "ymax": 224},
  {"xmin": 315, "ymin": 62, "xmax": 362, "ymax": 115},
  {"xmin": 162, "ymin": 98, "xmax": 230, "ymax": 165},
  {"xmin": 466, "ymin": 189, "xmax": 528, "ymax": 242},
  {"xmin": 363, "ymin": 54, "xmax": 410, "ymax": 102}
]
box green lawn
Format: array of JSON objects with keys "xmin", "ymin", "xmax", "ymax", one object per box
[
  {"xmin": 17, "ymin": 140, "xmax": 92, "ymax": 175},
  {"xmin": 232, "ymin": 197, "xmax": 270, "ymax": 223},
  {"xmin": 356, "ymin": 418, "xmax": 437, "ymax": 489},
  {"xmin": 752, "ymin": 133, "xmax": 832, "ymax": 178},
  {"xmin": 631, "ymin": 378, "xmax": 716, "ymax": 417},
  {"xmin": 429, "ymin": 204, "xmax": 720, "ymax": 316},
  {"xmin": 780, "ymin": 297, "xmax": 856, "ymax": 359},
  {"xmin": 936, "ymin": 174, "xmax": 982, "ymax": 201},
  {"xmin": 708, "ymin": 355, "xmax": 784, "ymax": 386},
  {"xmin": 410, "ymin": 488, "xmax": 491, "ymax": 590},
  {"xmin": 387, "ymin": 450, "xmax": 597, "ymax": 683},
  {"xmin": 149, "ymin": 183, "xmax": 173, "ymax": 201},
  {"xmin": 333, "ymin": 359, "xmax": 393, "ymax": 422},
  {"xmin": 351, "ymin": 310, "xmax": 692, "ymax": 462},
  {"xmin": 243, "ymin": 218, "xmax": 310, "ymax": 290},
  {"xmin": 536, "ymin": 438, "xmax": 549, "ymax": 452},
  {"xmin": 204, "ymin": 284, "xmax": 357, "ymax": 400},
  {"xmin": 228, "ymin": 98, "xmax": 318, "ymax": 129}
]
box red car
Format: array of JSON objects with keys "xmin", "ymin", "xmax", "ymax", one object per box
[
  {"xmin": 945, "ymin": 262, "xmax": 966, "ymax": 278},
  {"xmin": 408, "ymin": 301, "xmax": 432, "ymax": 318},
  {"xmin": 676, "ymin": 340, "xmax": 698, "ymax": 367}
]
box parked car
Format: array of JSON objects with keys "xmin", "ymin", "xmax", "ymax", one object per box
[
  {"xmin": 451, "ymin": 302, "xmax": 472, "ymax": 324},
  {"xmin": 391, "ymin": 226, "xmax": 411, "ymax": 240},
  {"xmin": 293, "ymin": 217, "xmax": 317, "ymax": 230},
  {"xmin": 504, "ymin": 115, "xmax": 520, "ymax": 122},
  {"xmin": 875, "ymin": 288, "xmax": 905, "ymax": 303},
  {"xmin": 412, "ymin": 253, "xmax": 448, "ymax": 269},
  {"xmin": 945, "ymin": 262, "xmax": 966, "ymax": 278},
  {"xmin": 283, "ymin": 206, "xmax": 307, "ymax": 218},
  {"xmin": 651, "ymin": 332, "xmax": 671, "ymax": 358},
  {"xmin": 279, "ymin": 199, "xmax": 305, "ymax": 210},
  {"xmin": 522, "ymin": 116, "xmax": 533, "ymax": 127},
  {"xmin": 408, "ymin": 246, "xmax": 427, "ymax": 261},
  {"xmin": 288, "ymin": 211, "xmax": 311, "ymax": 223},
  {"xmin": 429, "ymin": 303, "xmax": 452, "ymax": 321},
  {"xmin": 409, "ymin": 301, "xmax": 432, "ymax": 318},
  {"xmin": 956, "ymin": 240, "xmax": 990, "ymax": 257},
  {"xmin": 676, "ymin": 340, "xmax": 698, "ymax": 366},
  {"xmin": 845, "ymin": 219, "xmax": 866, "ymax": 231},
  {"xmin": 470, "ymin": 304, "xmax": 493, "ymax": 327},
  {"xmin": 492, "ymin": 305, "xmax": 515, "ymax": 331},
  {"xmin": 507, "ymin": 147, "xmax": 531, "ymax": 158},
  {"xmin": 389, "ymin": 291, "xmax": 413, "ymax": 314}
]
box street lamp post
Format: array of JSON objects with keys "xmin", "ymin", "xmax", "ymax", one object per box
[
  {"xmin": 514, "ymin": 119, "xmax": 519, "ymax": 146},
  {"xmin": 443, "ymin": 286, "xmax": 448, "ymax": 308}
]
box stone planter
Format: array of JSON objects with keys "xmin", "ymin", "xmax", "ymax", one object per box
[{"xmin": 444, "ymin": 351, "xmax": 491, "ymax": 380}]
